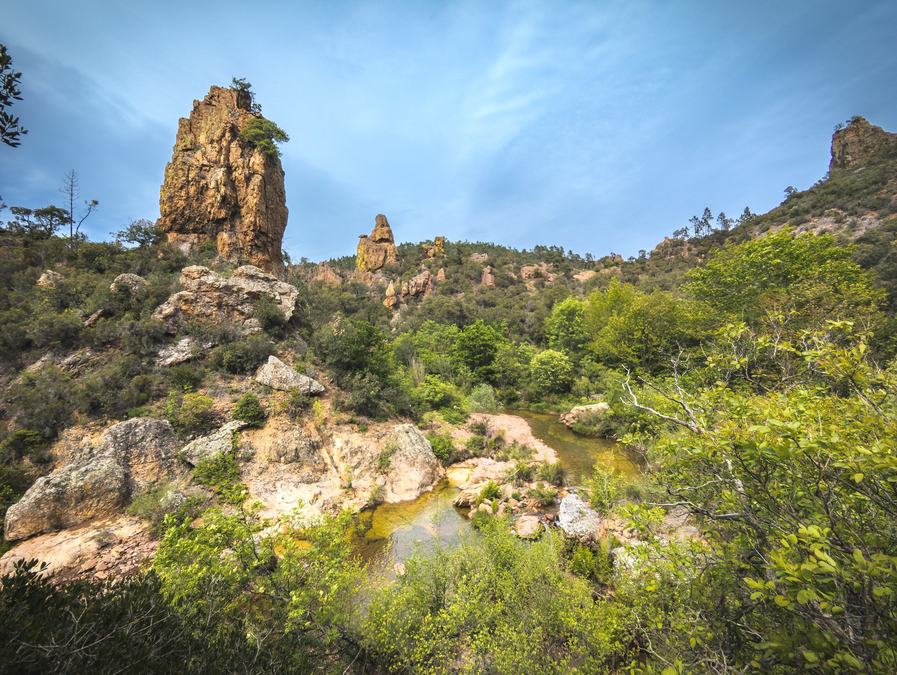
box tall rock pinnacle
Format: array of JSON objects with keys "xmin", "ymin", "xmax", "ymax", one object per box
[
  {"xmin": 356, "ymin": 214, "xmax": 398, "ymax": 272},
  {"xmin": 830, "ymin": 116, "xmax": 897, "ymax": 172},
  {"xmin": 157, "ymin": 85, "xmax": 288, "ymax": 271}
]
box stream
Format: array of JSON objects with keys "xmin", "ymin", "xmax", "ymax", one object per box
[{"xmin": 360, "ymin": 410, "xmax": 639, "ymax": 572}]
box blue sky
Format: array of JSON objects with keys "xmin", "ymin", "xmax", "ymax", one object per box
[{"xmin": 2, "ymin": 1, "xmax": 896, "ymax": 261}]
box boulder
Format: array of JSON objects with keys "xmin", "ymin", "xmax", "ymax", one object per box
[
  {"xmin": 152, "ymin": 265, "xmax": 299, "ymax": 333},
  {"xmin": 36, "ymin": 269, "xmax": 63, "ymax": 289},
  {"xmin": 481, "ymin": 266, "xmax": 496, "ymax": 288},
  {"xmin": 435, "ymin": 267, "xmax": 446, "ymax": 282},
  {"xmin": 179, "ymin": 420, "xmax": 247, "ymax": 466},
  {"xmin": 383, "ymin": 280, "xmax": 399, "ymax": 309},
  {"xmin": 401, "ymin": 268, "xmax": 433, "ymax": 299},
  {"xmin": 381, "ymin": 424, "xmax": 444, "ymax": 502},
  {"xmin": 110, "ymin": 273, "xmax": 146, "ymax": 294},
  {"xmin": 559, "ymin": 402, "xmax": 610, "ymax": 429},
  {"xmin": 3, "ymin": 418, "xmax": 179, "ymax": 541},
  {"xmin": 83, "ymin": 308, "xmax": 107, "ymax": 327},
  {"xmin": 156, "ymin": 337, "xmax": 199, "ymax": 367},
  {"xmin": 157, "ymin": 85, "xmax": 287, "ymax": 271},
  {"xmin": 514, "ymin": 514, "xmax": 542, "ymax": 539},
  {"xmin": 255, "ymin": 356, "xmax": 324, "ymax": 394},
  {"xmin": 356, "ymin": 214, "xmax": 398, "ymax": 272},
  {"xmin": 557, "ymin": 494, "xmax": 602, "ymax": 543}
]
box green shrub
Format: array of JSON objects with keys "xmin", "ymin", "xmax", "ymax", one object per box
[
  {"xmin": 529, "ymin": 349, "xmax": 573, "ymax": 394},
  {"xmin": 253, "ymin": 296, "xmax": 287, "ymax": 334},
  {"xmin": 585, "ymin": 465, "xmax": 625, "ymax": 513},
  {"xmin": 127, "ymin": 484, "xmax": 201, "ymax": 537},
  {"xmin": 509, "ymin": 462, "xmax": 536, "ymax": 484},
  {"xmin": 232, "ymin": 393, "xmax": 266, "ymax": 427},
  {"xmin": 478, "ymin": 480, "xmax": 501, "ymax": 503},
  {"xmin": 192, "ymin": 453, "xmax": 246, "ymax": 505},
  {"xmin": 166, "ymin": 391, "xmax": 218, "ymax": 436},
  {"xmin": 210, "ymin": 335, "xmax": 273, "ymax": 374},
  {"xmin": 527, "ymin": 484, "xmax": 558, "ymax": 506},
  {"xmin": 282, "ymin": 388, "xmax": 312, "ymax": 421},
  {"xmin": 426, "ymin": 433, "xmax": 455, "ymax": 464},
  {"xmin": 167, "ymin": 365, "xmax": 203, "ymax": 392},
  {"xmin": 238, "ymin": 117, "xmax": 289, "ymax": 158},
  {"xmin": 376, "ymin": 442, "xmax": 398, "ymax": 474},
  {"xmin": 537, "ymin": 462, "xmax": 565, "ymax": 486},
  {"xmin": 468, "ymin": 383, "xmax": 498, "ymax": 412}
]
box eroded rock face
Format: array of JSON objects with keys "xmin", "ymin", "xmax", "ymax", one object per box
[
  {"xmin": 383, "ymin": 280, "xmax": 399, "ymax": 309},
  {"xmin": 110, "ymin": 273, "xmax": 146, "ymax": 294},
  {"xmin": 830, "ymin": 116, "xmax": 897, "ymax": 171},
  {"xmin": 557, "ymin": 494, "xmax": 602, "ymax": 543},
  {"xmin": 356, "ymin": 214, "xmax": 398, "ymax": 272},
  {"xmin": 481, "ymin": 265, "xmax": 496, "ymax": 287},
  {"xmin": 424, "ymin": 236, "xmax": 446, "ymax": 258},
  {"xmin": 255, "ymin": 355, "xmax": 324, "ymax": 394},
  {"xmin": 157, "ymin": 85, "xmax": 287, "ymax": 271},
  {"xmin": 152, "ymin": 265, "xmax": 298, "ymax": 333},
  {"xmin": 36, "ymin": 269, "xmax": 63, "ymax": 289},
  {"xmin": 381, "ymin": 424, "xmax": 444, "ymax": 502},
  {"xmin": 401, "ymin": 268, "xmax": 433, "ymax": 299},
  {"xmin": 242, "ymin": 418, "xmax": 325, "ymax": 481},
  {"xmin": 179, "ymin": 420, "xmax": 247, "ymax": 466},
  {"xmin": 4, "ymin": 418, "xmax": 179, "ymax": 541}
]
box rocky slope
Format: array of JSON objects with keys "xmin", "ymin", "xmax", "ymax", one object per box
[{"xmin": 157, "ymin": 85, "xmax": 288, "ymax": 272}]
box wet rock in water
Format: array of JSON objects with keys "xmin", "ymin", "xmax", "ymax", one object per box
[
  {"xmin": 514, "ymin": 514, "xmax": 542, "ymax": 539},
  {"xmin": 559, "ymin": 402, "xmax": 610, "ymax": 428},
  {"xmin": 557, "ymin": 494, "xmax": 602, "ymax": 543},
  {"xmin": 4, "ymin": 418, "xmax": 179, "ymax": 541},
  {"xmin": 255, "ymin": 355, "xmax": 324, "ymax": 394},
  {"xmin": 179, "ymin": 420, "xmax": 247, "ymax": 466}
]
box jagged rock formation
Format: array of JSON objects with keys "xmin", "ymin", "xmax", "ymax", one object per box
[
  {"xmin": 4, "ymin": 418, "xmax": 179, "ymax": 541},
  {"xmin": 153, "ymin": 265, "xmax": 298, "ymax": 333},
  {"xmin": 830, "ymin": 116, "xmax": 897, "ymax": 171},
  {"xmin": 481, "ymin": 265, "xmax": 496, "ymax": 287},
  {"xmin": 36, "ymin": 269, "xmax": 62, "ymax": 289},
  {"xmin": 157, "ymin": 85, "xmax": 288, "ymax": 271},
  {"xmin": 255, "ymin": 355, "xmax": 325, "ymax": 394},
  {"xmin": 436, "ymin": 267, "xmax": 446, "ymax": 282},
  {"xmin": 356, "ymin": 214, "xmax": 398, "ymax": 272},
  {"xmin": 401, "ymin": 268, "xmax": 434, "ymax": 299},
  {"xmin": 383, "ymin": 280, "xmax": 399, "ymax": 309},
  {"xmin": 424, "ymin": 236, "xmax": 446, "ymax": 258}
]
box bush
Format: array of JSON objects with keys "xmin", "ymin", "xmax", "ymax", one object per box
[
  {"xmin": 585, "ymin": 465, "xmax": 626, "ymax": 513},
  {"xmin": 127, "ymin": 484, "xmax": 200, "ymax": 537},
  {"xmin": 166, "ymin": 391, "xmax": 218, "ymax": 436},
  {"xmin": 529, "ymin": 349, "xmax": 573, "ymax": 394},
  {"xmin": 167, "ymin": 365, "xmax": 203, "ymax": 392},
  {"xmin": 210, "ymin": 335, "xmax": 273, "ymax": 374},
  {"xmin": 527, "ymin": 484, "xmax": 558, "ymax": 506},
  {"xmin": 537, "ymin": 462, "xmax": 565, "ymax": 486},
  {"xmin": 253, "ymin": 296, "xmax": 287, "ymax": 335},
  {"xmin": 467, "ymin": 383, "xmax": 498, "ymax": 412},
  {"xmin": 232, "ymin": 393, "xmax": 266, "ymax": 427},
  {"xmin": 192, "ymin": 453, "xmax": 246, "ymax": 505},
  {"xmin": 282, "ymin": 388, "xmax": 312, "ymax": 421},
  {"xmin": 426, "ymin": 433, "xmax": 455, "ymax": 464},
  {"xmin": 238, "ymin": 117, "xmax": 289, "ymax": 157},
  {"xmin": 478, "ymin": 480, "xmax": 501, "ymax": 503}
]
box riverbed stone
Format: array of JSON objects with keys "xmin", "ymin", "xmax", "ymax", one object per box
[{"xmin": 557, "ymin": 494, "xmax": 602, "ymax": 542}]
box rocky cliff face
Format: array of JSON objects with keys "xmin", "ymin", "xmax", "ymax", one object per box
[
  {"xmin": 157, "ymin": 85, "xmax": 288, "ymax": 271},
  {"xmin": 830, "ymin": 116, "xmax": 897, "ymax": 171},
  {"xmin": 356, "ymin": 214, "xmax": 398, "ymax": 272}
]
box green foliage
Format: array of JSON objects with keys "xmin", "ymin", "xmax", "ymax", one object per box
[
  {"xmin": 426, "ymin": 432, "xmax": 456, "ymax": 464},
  {"xmin": 231, "ymin": 392, "xmax": 266, "ymax": 427},
  {"xmin": 167, "ymin": 364, "xmax": 203, "ymax": 391},
  {"xmin": 530, "ymin": 348, "xmax": 573, "ymax": 394},
  {"xmin": 282, "ymin": 387, "xmax": 312, "ymax": 420},
  {"xmin": 253, "ymin": 295, "xmax": 287, "ymax": 334},
  {"xmin": 527, "ymin": 483, "xmax": 558, "ymax": 506},
  {"xmin": 192, "ymin": 453, "xmax": 246, "ymax": 505},
  {"xmin": 0, "ymin": 43, "xmax": 27, "ymax": 148},
  {"xmin": 364, "ymin": 518, "xmax": 626, "ymax": 672},
  {"xmin": 209, "ymin": 334, "xmax": 274, "ymax": 374},
  {"xmin": 685, "ymin": 229, "xmax": 882, "ymax": 328},
  {"xmin": 478, "ymin": 480, "xmax": 501, "ymax": 502},
  {"xmin": 376, "ymin": 441, "xmax": 398, "ymax": 474},
  {"xmin": 238, "ymin": 117, "xmax": 289, "ymax": 158},
  {"xmin": 545, "ymin": 296, "xmax": 588, "ymax": 354},
  {"xmin": 127, "ymin": 484, "xmax": 200, "ymax": 538},
  {"xmin": 468, "ymin": 383, "xmax": 498, "ymax": 412},
  {"xmin": 453, "ymin": 319, "xmax": 504, "ymax": 382},
  {"xmin": 165, "ymin": 391, "xmax": 218, "ymax": 436},
  {"xmin": 537, "ymin": 461, "xmax": 565, "ymax": 486},
  {"xmin": 585, "ymin": 465, "xmax": 626, "ymax": 513}
]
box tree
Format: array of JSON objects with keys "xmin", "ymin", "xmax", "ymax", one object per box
[
  {"xmin": 715, "ymin": 211, "xmax": 733, "ymax": 231},
  {"xmin": 60, "ymin": 170, "xmax": 98, "ymax": 246},
  {"xmin": 530, "ymin": 349, "xmax": 573, "ymax": 394},
  {"xmin": 0, "ymin": 44, "xmax": 27, "ymax": 148},
  {"xmin": 689, "ymin": 207, "xmax": 714, "ymax": 237},
  {"xmin": 230, "ymin": 76, "xmax": 261, "ymax": 114},
  {"xmin": 784, "ymin": 185, "xmax": 798, "ymax": 199},
  {"xmin": 453, "ymin": 319, "xmax": 504, "ymax": 381},
  {"xmin": 4, "ymin": 205, "xmax": 68, "ymax": 237},
  {"xmin": 736, "ymin": 206, "xmax": 755, "ymax": 227},
  {"xmin": 544, "ymin": 296, "xmax": 587, "ymax": 355},
  {"xmin": 115, "ymin": 218, "xmax": 163, "ymax": 248},
  {"xmin": 239, "ymin": 117, "xmax": 289, "ymax": 158}
]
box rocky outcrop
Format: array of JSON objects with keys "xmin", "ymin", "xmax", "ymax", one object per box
[
  {"xmin": 243, "ymin": 418, "xmax": 325, "ymax": 481},
  {"xmin": 481, "ymin": 266, "xmax": 495, "ymax": 288},
  {"xmin": 179, "ymin": 420, "xmax": 247, "ymax": 466},
  {"xmin": 557, "ymin": 494, "xmax": 602, "ymax": 543},
  {"xmin": 469, "ymin": 252, "xmax": 489, "ymax": 264},
  {"xmin": 514, "ymin": 514, "xmax": 542, "ymax": 539},
  {"xmin": 255, "ymin": 355, "xmax": 324, "ymax": 394},
  {"xmin": 401, "ymin": 268, "xmax": 433, "ymax": 299},
  {"xmin": 313, "ymin": 263, "xmax": 342, "ymax": 286},
  {"xmin": 436, "ymin": 267, "xmax": 446, "ymax": 282},
  {"xmin": 152, "ymin": 265, "xmax": 298, "ymax": 333},
  {"xmin": 380, "ymin": 425, "xmax": 444, "ymax": 502},
  {"xmin": 424, "ymin": 236, "xmax": 446, "ymax": 259},
  {"xmin": 4, "ymin": 418, "xmax": 179, "ymax": 541},
  {"xmin": 156, "ymin": 337, "xmax": 199, "ymax": 366},
  {"xmin": 356, "ymin": 214, "xmax": 398, "ymax": 272},
  {"xmin": 383, "ymin": 281, "xmax": 399, "ymax": 309},
  {"xmin": 110, "ymin": 273, "xmax": 146, "ymax": 294},
  {"xmin": 559, "ymin": 402, "xmax": 610, "ymax": 429},
  {"xmin": 830, "ymin": 116, "xmax": 897, "ymax": 171},
  {"xmin": 520, "ymin": 263, "xmax": 557, "ymax": 289},
  {"xmin": 36, "ymin": 269, "xmax": 63, "ymax": 289},
  {"xmin": 157, "ymin": 85, "xmax": 287, "ymax": 271}
]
